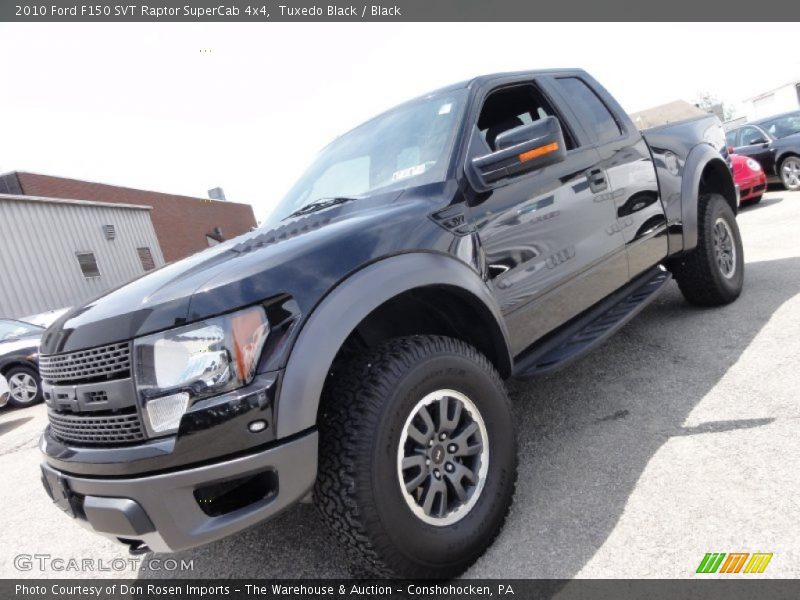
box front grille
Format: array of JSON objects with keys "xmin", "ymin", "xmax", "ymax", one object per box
[
  {"xmin": 48, "ymin": 409, "xmax": 145, "ymax": 446},
  {"xmin": 40, "ymin": 343, "xmax": 131, "ymax": 384},
  {"xmin": 84, "ymin": 391, "xmax": 108, "ymax": 404}
]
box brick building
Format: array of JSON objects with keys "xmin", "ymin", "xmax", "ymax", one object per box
[{"xmin": 0, "ymin": 172, "xmax": 257, "ymax": 263}]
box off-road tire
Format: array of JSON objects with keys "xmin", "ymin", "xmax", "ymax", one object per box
[
  {"xmin": 314, "ymin": 335, "xmax": 517, "ymax": 578},
  {"xmin": 668, "ymin": 193, "xmax": 744, "ymax": 306}
]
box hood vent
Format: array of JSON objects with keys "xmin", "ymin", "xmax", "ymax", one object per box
[{"xmin": 232, "ymin": 215, "xmax": 331, "ymax": 255}]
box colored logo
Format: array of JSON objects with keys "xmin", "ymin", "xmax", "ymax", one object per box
[{"xmin": 696, "ymin": 552, "xmax": 773, "ymax": 574}]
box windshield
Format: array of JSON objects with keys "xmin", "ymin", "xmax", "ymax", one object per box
[
  {"xmin": 265, "ymin": 89, "xmax": 468, "ymax": 225},
  {"xmin": 0, "ymin": 319, "xmax": 42, "ymax": 342},
  {"xmin": 757, "ymin": 112, "xmax": 800, "ymax": 139}
]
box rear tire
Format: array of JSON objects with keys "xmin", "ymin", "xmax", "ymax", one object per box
[
  {"xmin": 668, "ymin": 193, "xmax": 744, "ymax": 306},
  {"xmin": 779, "ymin": 156, "xmax": 800, "ymax": 191},
  {"xmin": 314, "ymin": 335, "xmax": 517, "ymax": 578}
]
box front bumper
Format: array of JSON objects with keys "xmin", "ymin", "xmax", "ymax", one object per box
[
  {"xmin": 0, "ymin": 374, "xmax": 8, "ymax": 408},
  {"xmin": 736, "ymin": 172, "xmax": 767, "ymax": 202},
  {"xmin": 40, "ymin": 430, "xmax": 317, "ymax": 553}
]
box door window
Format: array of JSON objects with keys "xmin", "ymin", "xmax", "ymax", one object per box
[
  {"xmin": 476, "ymin": 84, "xmax": 577, "ymax": 152},
  {"xmin": 739, "ymin": 126, "xmax": 767, "ymax": 145}
]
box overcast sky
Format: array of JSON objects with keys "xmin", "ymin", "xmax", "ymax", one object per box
[{"xmin": 1, "ymin": 22, "xmax": 798, "ymax": 222}]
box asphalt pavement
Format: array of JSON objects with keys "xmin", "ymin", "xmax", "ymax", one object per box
[{"xmin": 1, "ymin": 190, "xmax": 798, "ymax": 579}]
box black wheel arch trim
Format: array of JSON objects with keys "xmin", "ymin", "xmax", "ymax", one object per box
[
  {"xmin": 275, "ymin": 252, "xmax": 512, "ymax": 439},
  {"xmin": 679, "ymin": 144, "xmax": 737, "ymax": 253}
]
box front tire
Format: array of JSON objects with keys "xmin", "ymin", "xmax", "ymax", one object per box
[
  {"xmin": 6, "ymin": 365, "xmax": 43, "ymax": 408},
  {"xmin": 779, "ymin": 156, "xmax": 800, "ymax": 191},
  {"xmin": 668, "ymin": 193, "xmax": 744, "ymax": 306},
  {"xmin": 314, "ymin": 335, "xmax": 517, "ymax": 578}
]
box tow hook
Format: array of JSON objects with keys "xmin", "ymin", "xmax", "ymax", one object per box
[{"xmin": 123, "ymin": 540, "xmax": 151, "ymax": 555}]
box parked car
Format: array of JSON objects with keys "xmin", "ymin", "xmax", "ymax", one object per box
[
  {"xmin": 730, "ymin": 152, "xmax": 767, "ymax": 205},
  {"xmin": 726, "ymin": 110, "xmax": 800, "ymax": 191},
  {"xmin": 0, "ymin": 374, "xmax": 9, "ymax": 409},
  {"xmin": 38, "ymin": 69, "xmax": 741, "ymax": 578},
  {"xmin": 20, "ymin": 308, "xmax": 70, "ymax": 329},
  {"xmin": 0, "ymin": 318, "xmax": 46, "ymax": 407}
]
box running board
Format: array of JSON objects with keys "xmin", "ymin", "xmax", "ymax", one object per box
[{"xmin": 512, "ymin": 268, "xmax": 672, "ymax": 379}]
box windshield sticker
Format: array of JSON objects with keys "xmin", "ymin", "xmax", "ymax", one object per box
[
  {"xmin": 391, "ymin": 163, "xmax": 428, "ymax": 182},
  {"xmin": 438, "ymin": 103, "xmax": 453, "ymax": 115}
]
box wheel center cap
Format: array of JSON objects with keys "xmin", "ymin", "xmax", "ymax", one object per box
[{"xmin": 431, "ymin": 444, "xmax": 446, "ymax": 464}]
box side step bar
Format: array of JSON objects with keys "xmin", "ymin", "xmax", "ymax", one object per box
[{"xmin": 512, "ymin": 268, "xmax": 672, "ymax": 379}]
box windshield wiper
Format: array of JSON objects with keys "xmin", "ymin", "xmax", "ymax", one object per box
[{"xmin": 284, "ymin": 197, "xmax": 358, "ymax": 220}]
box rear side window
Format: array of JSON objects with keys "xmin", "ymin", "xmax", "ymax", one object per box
[
  {"xmin": 725, "ymin": 130, "xmax": 738, "ymax": 146},
  {"xmin": 555, "ymin": 77, "xmax": 622, "ymax": 145}
]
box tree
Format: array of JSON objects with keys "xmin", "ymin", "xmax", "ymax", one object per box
[{"xmin": 695, "ymin": 91, "xmax": 736, "ymax": 122}]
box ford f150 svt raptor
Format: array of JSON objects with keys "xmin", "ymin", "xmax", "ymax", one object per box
[{"xmin": 39, "ymin": 69, "xmax": 742, "ymax": 578}]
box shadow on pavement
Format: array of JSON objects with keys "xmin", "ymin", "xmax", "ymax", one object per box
[
  {"xmin": 675, "ymin": 418, "xmax": 774, "ymax": 436},
  {"xmin": 0, "ymin": 416, "xmax": 33, "ymax": 436},
  {"xmin": 137, "ymin": 257, "xmax": 800, "ymax": 579},
  {"xmin": 740, "ymin": 195, "xmax": 783, "ymax": 211}
]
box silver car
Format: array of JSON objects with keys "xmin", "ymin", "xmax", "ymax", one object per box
[{"xmin": 0, "ymin": 373, "xmax": 9, "ymax": 408}]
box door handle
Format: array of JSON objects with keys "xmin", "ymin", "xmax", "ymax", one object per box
[{"xmin": 587, "ymin": 168, "xmax": 607, "ymax": 193}]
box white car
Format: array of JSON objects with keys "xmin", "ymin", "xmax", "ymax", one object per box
[
  {"xmin": 0, "ymin": 373, "xmax": 9, "ymax": 409},
  {"xmin": 19, "ymin": 308, "xmax": 70, "ymax": 329}
]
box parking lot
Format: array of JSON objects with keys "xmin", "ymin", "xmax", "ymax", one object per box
[{"xmin": 1, "ymin": 190, "xmax": 799, "ymax": 580}]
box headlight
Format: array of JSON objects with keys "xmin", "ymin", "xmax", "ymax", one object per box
[
  {"xmin": 134, "ymin": 306, "xmax": 269, "ymax": 435},
  {"xmin": 746, "ymin": 158, "xmax": 762, "ymax": 172}
]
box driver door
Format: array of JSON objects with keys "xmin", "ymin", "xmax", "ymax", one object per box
[{"xmin": 467, "ymin": 80, "xmax": 628, "ymax": 356}]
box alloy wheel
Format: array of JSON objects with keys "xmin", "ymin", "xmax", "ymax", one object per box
[
  {"xmin": 8, "ymin": 372, "xmax": 39, "ymax": 405},
  {"xmin": 397, "ymin": 389, "xmax": 489, "ymax": 526},
  {"xmin": 781, "ymin": 157, "xmax": 800, "ymax": 190},
  {"xmin": 713, "ymin": 217, "xmax": 737, "ymax": 279}
]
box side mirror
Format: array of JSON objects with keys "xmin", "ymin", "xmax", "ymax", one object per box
[
  {"xmin": 467, "ymin": 116, "xmax": 567, "ymax": 192},
  {"xmin": 727, "ymin": 145, "xmax": 735, "ymax": 155}
]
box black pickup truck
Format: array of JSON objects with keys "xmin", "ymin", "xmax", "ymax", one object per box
[{"xmin": 39, "ymin": 69, "xmax": 742, "ymax": 578}]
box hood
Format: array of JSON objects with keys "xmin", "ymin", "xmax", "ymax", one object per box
[
  {"xmin": 0, "ymin": 333, "xmax": 41, "ymax": 357},
  {"xmin": 42, "ymin": 186, "xmax": 454, "ymax": 354}
]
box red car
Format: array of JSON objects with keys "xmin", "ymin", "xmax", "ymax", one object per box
[{"xmin": 730, "ymin": 151, "xmax": 767, "ymax": 206}]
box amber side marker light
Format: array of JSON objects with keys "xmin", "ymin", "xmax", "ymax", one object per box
[{"xmin": 519, "ymin": 142, "xmax": 559, "ymax": 163}]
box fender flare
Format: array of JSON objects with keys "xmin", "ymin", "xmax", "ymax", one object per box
[
  {"xmin": 275, "ymin": 252, "xmax": 512, "ymax": 439},
  {"xmin": 680, "ymin": 144, "xmax": 736, "ymax": 252}
]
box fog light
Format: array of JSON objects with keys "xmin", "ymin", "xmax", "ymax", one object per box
[
  {"xmin": 146, "ymin": 392, "xmax": 190, "ymax": 433},
  {"xmin": 248, "ymin": 420, "xmax": 267, "ymax": 433}
]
